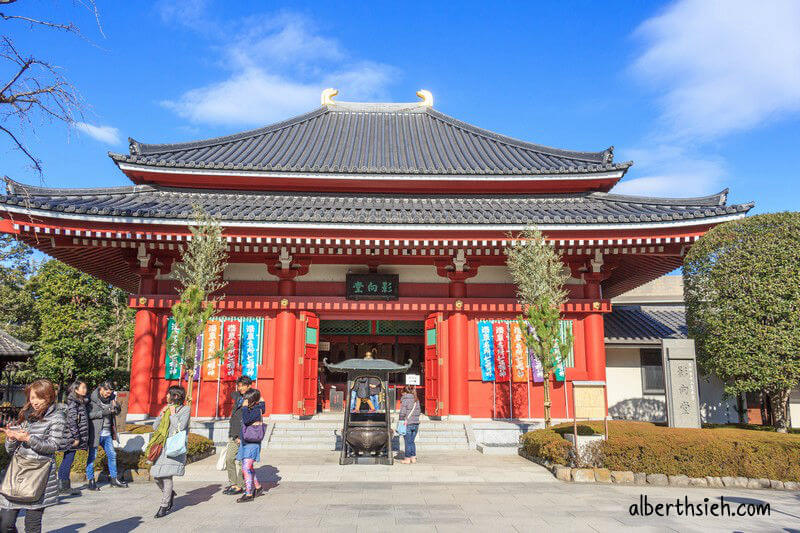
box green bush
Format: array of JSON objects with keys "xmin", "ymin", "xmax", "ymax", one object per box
[
  {"xmin": 521, "ymin": 428, "xmax": 572, "ymax": 465},
  {"xmin": 521, "ymin": 421, "xmax": 800, "ymax": 481}
]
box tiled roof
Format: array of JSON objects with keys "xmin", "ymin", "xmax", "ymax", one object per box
[
  {"xmin": 109, "ymin": 102, "xmax": 630, "ymax": 176},
  {"xmin": 605, "ymin": 305, "xmax": 687, "ymax": 344},
  {"xmin": 0, "ymin": 328, "xmax": 32, "ymax": 358},
  {"xmin": 0, "ymin": 182, "xmax": 752, "ymax": 226}
]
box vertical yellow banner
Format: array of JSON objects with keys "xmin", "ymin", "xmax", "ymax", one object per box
[{"xmin": 510, "ymin": 322, "xmax": 530, "ymax": 383}]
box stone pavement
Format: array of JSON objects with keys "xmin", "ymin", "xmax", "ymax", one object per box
[{"xmin": 21, "ymin": 451, "xmax": 800, "ymax": 532}]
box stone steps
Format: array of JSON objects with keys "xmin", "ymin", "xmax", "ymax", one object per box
[{"xmin": 264, "ymin": 419, "xmax": 471, "ymax": 451}]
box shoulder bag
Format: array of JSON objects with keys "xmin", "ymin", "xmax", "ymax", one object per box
[
  {"xmin": 165, "ymin": 429, "xmax": 187, "ymax": 458},
  {"xmin": 241, "ymin": 421, "xmax": 266, "ymax": 443},
  {"xmin": 396, "ymin": 401, "xmax": 419, "ymax": 436},
  {"xmin": 0, "ymin": 452, "xmax": 52, "ymax": 504}
]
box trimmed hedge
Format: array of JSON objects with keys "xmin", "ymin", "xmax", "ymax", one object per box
[
  {"xmin": 520, "ymin": 427, "xmax": 572, "ymax": 465},
  {"xmin": 0, "ymin": 424, "xmax": 214, "ymax": 477},
  {"xmin": 521, "ymin": 421, "xmax": 800, "ymax": 481}
]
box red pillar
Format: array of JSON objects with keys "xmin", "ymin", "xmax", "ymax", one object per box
[
  {"xmin": 582, "ymin": 274, "xmax": 607, "ymax": 382},
  {"xmin": 129, "ymin": 308, "xmax": 156, "ymax": 415},
  {"xmin": 447, "ymin": 311, "xmax": 469, "ymax": 415},
  {"xmin": 445, "ymin": 272, "xmax": 474, "ymax": 416},
  {"xmin": 272, "ymin": 269, "xmax": 300, "ymax": 415},
  {"xmin": 272, "ymin": 310, "xmax": 297, "ymax": 414},
  {"xmin": 584, "ymin": 313, "xmax": 606, "ymax": 382}
]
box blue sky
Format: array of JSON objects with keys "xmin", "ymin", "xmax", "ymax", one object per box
[{"xmin": 2, "ymin": 0, "xmax": 799, "ymax": 215}]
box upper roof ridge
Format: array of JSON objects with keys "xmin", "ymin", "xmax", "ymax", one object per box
[
  {"xmin": 107, "ymin": 93, "xmax": 633, "ymax": 181},
  {"xmin": 121, "ymin": 107, "xmax": 329, "ymax": 157},
  {"xmin": 592, "ymin": 188, "xmax": 733, "ymax": 207},
  {"xmin": 4, "ymin": 177, "xmax": 152, "ymax": 197}
]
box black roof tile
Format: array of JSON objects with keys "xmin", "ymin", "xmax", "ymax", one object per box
[
  {"xmin": 1, "ymin": 181, "xmax": 752, "ymax": 226},
  {"xmin": 605, "ymin": 305, "xmax": 688, "ymax": 344},
  {"xmin": 109, "ymin": 102, "xmax": 630, "ymax": 177},
  {"xmin": 0, "ymin": 328, "xmax": 32, "ymax": 358}
]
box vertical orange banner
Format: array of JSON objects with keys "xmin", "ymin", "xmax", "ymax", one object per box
[
  {"xmin": 202, "ymin": 320, "xmax": 222, "ymax": 380},
  {"xmin": 510, "ymin": 322, "xmax": 530, "ymax": 383}
]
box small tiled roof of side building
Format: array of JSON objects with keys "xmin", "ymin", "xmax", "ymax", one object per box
[
  {"xmin": 0, "ymin": 181, "xmax": 753, "ymax": 226},
  {"xmin": 0, "ymin": 328, "xmax": 32, "ymax": 358},
  {"xmin": 109, "ymin": 101, "xmax": 632, "ymax": 176},
  {"xmin": 604, "ymin": 305, "xmax": 688, "ymax": 345}
]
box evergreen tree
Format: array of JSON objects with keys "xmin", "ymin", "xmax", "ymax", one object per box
[
  {"xmin": 506, "ymin": 227, "xmax": 573, "ymax": 427},
  {"xmin": 171, "ymin": 208, "xmax": 228, "ymax": 406},
  {"xmin": 684, "ymin": 212, "xmax": 800, "ymax": 432}
]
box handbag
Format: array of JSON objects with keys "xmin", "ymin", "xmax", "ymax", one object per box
[
  {"xmin": 147, "ymin": 442, "xmax": 163, "ymax": 463},
  {"xmin": 241, "ymin": 422, "xmax": 266, "ymax": 443},
  {"xmin": 0, "ymin": 452, "xmax": 52, "ymax": 504},
  {"xmin": 165, "ymin": 430, "xmax": 187, "ymax": 458},
  {"xmin": 215, "ymin": 443, "xmax": 227, "ymax": 471},
  {"xmin": 396, "ymin": 401, "xmax": 418, "ymax": 437}
]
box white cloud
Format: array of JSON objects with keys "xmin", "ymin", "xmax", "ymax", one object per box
[
  {"xmin": 613, "ymin": 145, "xmax": 726, "ymax": 197},
  {"xmin": 160, "ymin": 11, "xmax": 397, "ymax": 127},
  {"xmin": 633, "ymin": 0, "xmax": 800, "ymax": 140},
  {"xmin": 74, "ymin": 122, "xmax": 121, "ymax": 145}
]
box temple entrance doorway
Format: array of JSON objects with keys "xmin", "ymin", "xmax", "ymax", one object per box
[{"xmin": 317, "ymin": 319, "xmax": 425, "ymax": 414}]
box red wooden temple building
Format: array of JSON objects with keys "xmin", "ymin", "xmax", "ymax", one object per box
[{"xmin": 0, "ymin": 90, "xmax": 752, "ymax": 420}]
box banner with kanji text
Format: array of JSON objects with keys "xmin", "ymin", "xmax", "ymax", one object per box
[
  {"xmin": 201, "ymin": 320, "xmax": 222, "ymax": 380},
  {"xmin": 509, "ymin": 322, "xmax": 530, "ymax": 383},
  {"xmin": 240, "ymin": 319, "xmax": 262, "ymax": 381},
  {"xmin": 164, "ymin": 318, "xmax": 182, "ymax": 380},
  {"xmin": 222, "ymin": 320, "xmax": 241, "ymax": 381},
  {"xmin": 493, "ymin": 321, "xmax": 510, "ymax": 383},
  {"xmin": 477, "ymin": 321, "xmax": 495, "ymax": 381}
]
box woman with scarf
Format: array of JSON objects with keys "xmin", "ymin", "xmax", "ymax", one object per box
[
  {"xmin": 146, "ymin": 385, "xmax": 190, "ymax": 518},
  {"xmin": 0, "ymin": 379, "xmax": 67, "ymax": 533},
  {"xmin": 58, "ymin": 380, "xmax": 90, "ymax": 496}
]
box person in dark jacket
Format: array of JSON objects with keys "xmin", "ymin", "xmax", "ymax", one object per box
[
  {"xmin": 58, "ymin": 380, "xmax": 90, "ymax": 495},
  {"xmin": 398, "ymin": 385, "xmax": 421, "ymax": 464},
  {"xmin": 86, "ymin": 381, "xmax": 128, "ymax": 490},
  {"xmin": 0, "ymin": 379, "xmax": 67, "ymax": 533},
  {"xmin": 235, "ymin": 388, "xmax": 266, "ymax": 503},
  {"xmin": 222, "ymin": 376, "xmax": 252, "ymax": 495}
]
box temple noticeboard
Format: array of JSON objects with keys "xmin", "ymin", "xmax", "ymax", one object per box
[{"xmin": 346, "ymin": 273, "xmax": 399, "ymax": 301}]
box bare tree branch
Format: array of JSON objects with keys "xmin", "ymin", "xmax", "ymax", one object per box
[
  {"xmin": 0, "ymin": 124, "xmax": 41, "ymax": 173},
  {"xmin": 0, "ymin": 12, "xmax": 79, "ymax": 34},
  {"xmin": 0, "ymin": 1, "xmax": 102, "ymax": 177}
]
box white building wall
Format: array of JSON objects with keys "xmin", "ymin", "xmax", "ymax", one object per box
[
  {"xmin": 790, "ymin": 389, "xmax": 800, "ymax": 428},
  {"xmin": 605, "ymin": 345, "xmax": 740, "ymax": 424},
  {"xmin": 606, "ymin": 346, "xmax": 666, "ymax": 422}
]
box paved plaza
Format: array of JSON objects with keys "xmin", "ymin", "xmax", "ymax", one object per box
[{"xmin": 24, "ymin": 451, "xmax": 800, "ymax": 532}]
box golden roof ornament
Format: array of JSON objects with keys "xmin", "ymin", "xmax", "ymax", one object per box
[
  {"xmin": 321, "ymin": 88, "xmax": 338, "ymax": 105},
  {"xmin": 416, "ymin": 89, "xmax": 433, "ymax": 107}
]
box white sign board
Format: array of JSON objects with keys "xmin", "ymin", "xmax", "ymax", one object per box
[{"xmin": 405, "ymin": 374, "xmax": 420, "ymax": 386}]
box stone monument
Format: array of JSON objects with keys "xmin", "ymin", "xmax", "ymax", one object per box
[{"xmin": 661, "ymin": 339, "xmax": 701, "ymax": 428}]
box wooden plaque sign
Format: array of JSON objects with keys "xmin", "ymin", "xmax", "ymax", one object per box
[
  {"xmin": 572, "ymin": 381, "xmax": 606, "ymax": 420},
  {"xmin": 346, "ymin": 273, "xmax": 399, "ymax": 300}
]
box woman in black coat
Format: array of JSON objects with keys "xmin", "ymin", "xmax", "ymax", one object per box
[{"xmin": 58, "ymin": 380, "xmax": 90, "ymax": 495}]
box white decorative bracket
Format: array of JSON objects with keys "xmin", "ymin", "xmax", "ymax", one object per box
[
  {"xmin": 278, "ymin": 247, "xmax": 292, "ymax": 270},
  {"xmin": 137, "ymin": 243, "xmax": 150, "ymax": 269},
  {"xmin": 590, "ymin": 249, "xmax": 603, "ymax": 273},
  {"xmin": 453, "ymin": 249, "xmax": 466, "ymax": 272}
]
